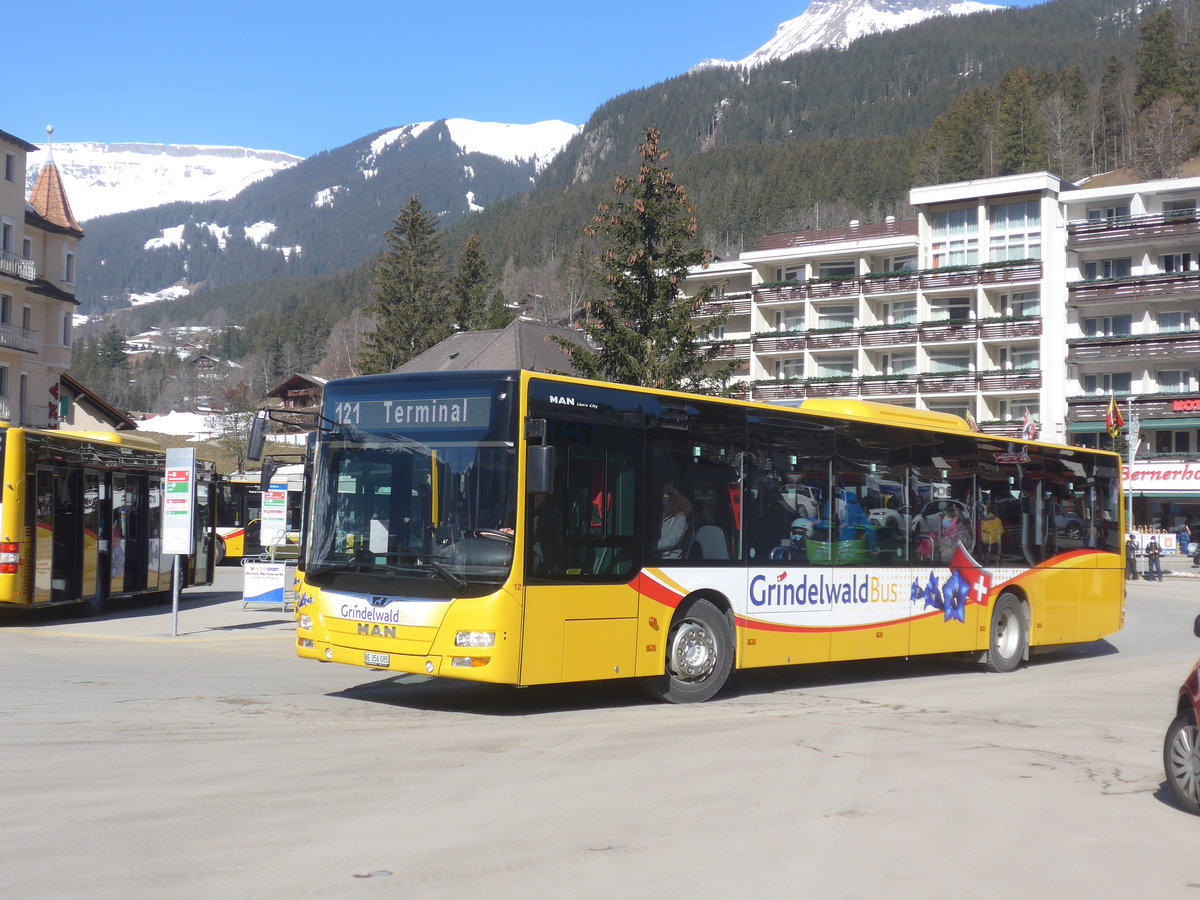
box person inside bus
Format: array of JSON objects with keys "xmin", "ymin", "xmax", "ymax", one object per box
[
  {"xmin": 657, "ymin": 485, "xmax": 693, "ymax": 559},
  {"xmin": 771, "ymin": 517, "xmax": 810, "ymax": 563},
  {"xmin": 936, "ymin": 504, "xmax": 968, "ymax": 562}
]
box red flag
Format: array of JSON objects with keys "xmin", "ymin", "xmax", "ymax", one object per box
[{"xmin": 1106, "ymin": 394, "xmax": 1125, "ymax": 438}]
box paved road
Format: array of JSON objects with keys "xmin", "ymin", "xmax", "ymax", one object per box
[{"xmin": 2, "ymin": 564, "xmax": 1199, "ymax": 898}]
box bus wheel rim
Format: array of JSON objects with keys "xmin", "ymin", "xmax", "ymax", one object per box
[
  {"xmin": 668, "ymin": 621, "xmax": 717, "ymax": 682},
  {"xmin": 995, "ymin": 607, "xmax": 1019, "ymax": 658}
]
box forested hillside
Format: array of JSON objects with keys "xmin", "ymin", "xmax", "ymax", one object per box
[{"xmin": 74, "ymin": 0, "xmax": 1200, "ymax": 415}]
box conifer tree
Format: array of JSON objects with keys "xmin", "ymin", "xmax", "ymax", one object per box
[
  {"xmin": 555, "ymin": 127, "xmax": 734, "ymax": 394},
  {"xmin": 450, "ymin": 234, "xmax": 495, "ymax": 330},
  {"xmin": 358, "ymin": 196, "xmax": 452, "ymax": 374},
  {"xmin": 1135, "ymin": 9, "xmax": 1183, "ymax": 111},
  {"xmin": 996, "ymin": 69, "xmax": 1047, "ymax": 175}
]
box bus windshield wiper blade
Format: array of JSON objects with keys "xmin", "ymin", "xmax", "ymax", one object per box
[{"xmin": 427, "ymin": 559, "xmax": 467, "ymax": 591}]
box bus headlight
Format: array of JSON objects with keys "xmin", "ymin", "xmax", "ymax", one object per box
[
  {"xmin": 298, "ymin": 615, "xmax": 312, "ymax": 630},
  {"xmin": 455, "ymin": 631, "xmax": 495, "ymax": 648}
]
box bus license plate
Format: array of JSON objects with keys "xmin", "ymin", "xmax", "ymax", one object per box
[{"xmin": 364, "ymin": 652, "xmax": 390, "ymax": 667}]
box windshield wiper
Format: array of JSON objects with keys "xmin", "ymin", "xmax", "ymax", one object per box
[{"xmin": 427, "ymin": 559, "xmax": 467, "ymax": 590}]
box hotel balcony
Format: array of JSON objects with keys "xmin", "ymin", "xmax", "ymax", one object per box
[
  {"xmin": 1067, "ymin": 209, "xmax": 1200, "ymax": 249},
  {"xmin": 695, "ymin": 294, "xmax": 752, "ymax": 318},
  {"xmin": 0, "ymin": 323, "xmax": 40, "ymax": 354},
  {"xmin": 0, "ymin": 251, "xmax": 37, "ymax": 282},
  {"xmin": 1067, "ymin": 331, "xmax": 1200, "ymax": 363},
  {"xmin": 1069, "ymin": 271, "xmax": 1200, "ymax": 306},
  {"xmin": 746, "ymin": 370, "xmax": 1040, "ymax": 403},
  {"xmin": 1068, "ymin": 393, "xmax": 1200, "ymax": 425},
  {"xmin": 752, "ymin": 260, "xmax": 1042, "ymax": 304},
  {"xmin": 709, "ymin": 339, "xmax": 752, "ymax": 361}
]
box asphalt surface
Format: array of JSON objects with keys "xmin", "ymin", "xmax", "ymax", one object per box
[{"xmin": 2, "ymin": 558, "xmax": 1199, "ymax": 898}]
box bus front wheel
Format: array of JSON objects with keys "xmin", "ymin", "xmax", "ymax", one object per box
[
  {"xmin": 984, "ymin": 593, "xmax": 1027, "ymax": 673},
  {"xmin": 644, "ymin": 598, "xmax": 733, "ymax": 703},
  {"xmin": 213, "ymin": 536, "xmax": 226, "ymax": 565}
]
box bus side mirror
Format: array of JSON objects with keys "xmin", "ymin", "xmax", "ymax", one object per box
[
  {"xmin": 260, "ymin": 460, "xmax": 278, "ymax": 494},
  {"xmin": 247, "ymin": 410, "xmax": 268, "ymax": 461},
  {"xmin": 528, "ymin": 445, "xmax": 556, "ymax": 495}
]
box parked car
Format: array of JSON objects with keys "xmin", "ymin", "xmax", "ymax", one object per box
[
  {"xmin": 1163, "ymin": 614, "xmax": 1200, "ymax": 815},
  {"xmin": 1051, "ymin": 502, "xmax": 1084, "ymax": 539},
  {"xmin": 868, "ymin": 503, "xmax": 911, "ymax": 531}
]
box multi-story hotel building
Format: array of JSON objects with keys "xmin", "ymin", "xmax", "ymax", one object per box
[
  {"xmin": 686, "ymin": 171, "xmax": 1200, "ymax": 529},
  {"xmin": 0, "ymin": 128, "xmax": 81, "ymax": 426}
]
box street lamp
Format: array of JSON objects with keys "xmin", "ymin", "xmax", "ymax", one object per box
[{"xmin": 1126, "ymin": 395, "xmax": 1140, "ymax": 531}]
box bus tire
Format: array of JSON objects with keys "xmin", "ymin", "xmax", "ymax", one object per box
[
  {"xmin": 213, "ymin": 536, "xmax": 226, "ymax": 565},
  {"xmin": 983, "ymin": 593, "xmax": 1026, "ymax": 673},
  {"xmin": 643, "ymin": 598, "xmax": 733, "ymax": 703},
  {"xmin": 80, "ymin": 588, "xmax": 106, "ymax": 617}
]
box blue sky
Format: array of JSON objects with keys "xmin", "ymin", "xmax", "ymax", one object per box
[{"xmin": 11, "ymin": 1, "xmax": 1029, "ymax": 158}]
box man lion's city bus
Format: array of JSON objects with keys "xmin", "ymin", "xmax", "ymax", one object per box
[
  {"xmin": 0, "ymin": 427, "xmax": 217, "ymax": 616},
  {"xmin": 264, "ymin": 370, "xmax": 1124, "ymax": 703},
  {"xmin": 215, "ymin": 468, "xmax": 304, "ymax": 564}
]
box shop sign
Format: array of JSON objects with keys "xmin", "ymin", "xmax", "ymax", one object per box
[{"xmin": 1123, "ymin": 461, "xmax": 1200, "ymax": 492}]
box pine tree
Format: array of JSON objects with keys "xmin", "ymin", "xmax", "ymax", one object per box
[
  {"xmin": 554, "ymin": 127, "xmax": 734, "ymax": 394},
  {"xmin": 358, "ymin": 196, "xmax": 452, "ymax": 374},
  {"xmin": 1135, "ymin": 9, "xmax": 1183, "ymax": 111},
  {"xmin": 996, "ymin": 69, "xmax": 1047, "ymax": 175},
  {"xmin": 450, "ymin": 234, "xmax": 494, "ymax": 330}
]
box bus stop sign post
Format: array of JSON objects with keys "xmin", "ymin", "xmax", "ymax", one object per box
[{"xmin": 163, "ymin": 448, "xmax": 196, "ymax": 637}]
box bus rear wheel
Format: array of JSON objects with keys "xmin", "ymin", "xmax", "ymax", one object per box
[
  {"xmin": 213, "ymin": 536, "xmax": 226, "ymax": 565},
  {"xmin": 984, "ymin": 593, "xmax": 1027, "ymax": 673},
  {"xmin": 644, "ymin": 598, "xmax": 733, "ymax": 703}
]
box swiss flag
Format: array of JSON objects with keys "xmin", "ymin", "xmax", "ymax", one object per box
[{"xmin": 950, "ymin": 542, "xmax": 994, "ymax": 608}]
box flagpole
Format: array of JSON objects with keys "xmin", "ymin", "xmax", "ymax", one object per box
[{"xmin": 1126, "ymin": 395, "xmax": 1137, "ymax": 532}]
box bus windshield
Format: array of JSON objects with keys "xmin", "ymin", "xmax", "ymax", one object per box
[{"xmin": 306, "ymin": 433, "xmax": 517, "ymax": 597}]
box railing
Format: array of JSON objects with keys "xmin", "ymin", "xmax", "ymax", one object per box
[
  {"xmin": 752, "ymin": 261, "xmax": 1042, "ymax": 303},
  {"xmin": 1068, "ymin": 331, "xmax": 1200, "ymax": 362},
  {"xmin": 1069, "ymin": 271, "xmax": 1200, "ymax": 304},
  {"xmin": 747, "ymin": 371, "xmax": 1042, "ymax": 401},
  {"xmin": 18, "ymin": 403, "xmax": 50, "ymax": 428},
  {"xmin": 0, "ymin": 251, "xmax": 37, "ymax": 281},
  {"xmin": 709, "ymin": 340, "xmax": 751, "ymax": 360},
  {"xmin": 1067, "ymin": 210, "xmax": 1200, "ymax": 246},
  {"xmin": 0, "ymin": 323, "xmax": 40, "ymax": 354},
  {"xmin": 695, "ymin": 297, "xmax": 751, "ymax": 317},
  {"xmin": 1067, "ymin": 394, "xmax": 1200, "ymax": 423},
  {"xmin": 758, "ymin": 219, "xmax": 918, "ymax": 250}
]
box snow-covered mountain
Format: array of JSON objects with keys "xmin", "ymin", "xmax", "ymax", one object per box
[
  {"xmin": 25, "ymin": 143, "xmax": 303, "ymax": 222},
  {"xmin": 696, "ymin": 0, "xmax": 1004, "ymax": 68},
  {"xmin": 366, "ymin": 119, "xmax": 579, "ymax": 173}
]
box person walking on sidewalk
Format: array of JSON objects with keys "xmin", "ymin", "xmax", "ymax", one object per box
[
  {"xmin": 1126, "ymin": 534, "xmax": 1139, "ymax": 580},
  {"xmin": 1146, "ymin": 535, "xmax": 1163, "ymax": 582}
]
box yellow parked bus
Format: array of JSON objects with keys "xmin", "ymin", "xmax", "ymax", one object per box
[
  {"xmin": 0, "ymin": 427, "xmax": 217, "ymax": 615},
  {"xmin": 214, "ymin": 467, "xmax": 304, "ymax": 564},
  {"xmin": 267, "ymin": 370, "xmax": 1124, "ymax": 702}
]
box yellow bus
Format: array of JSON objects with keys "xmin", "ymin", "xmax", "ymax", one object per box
[
  {"xmin": 214, "ymin": 467, "xmax": 304, "ymax": 564},
  {"xmin": 0, "ymin": 427, "xmax": 216, "ymax": 615},
  {"xmin": 265, "ymin": 370, "xmax": 1124, "ymax": 702}
]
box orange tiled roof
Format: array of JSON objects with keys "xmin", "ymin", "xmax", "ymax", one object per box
[{"xmin": 29, "ymin": 161, "xmax": 82, "ymax": 234}]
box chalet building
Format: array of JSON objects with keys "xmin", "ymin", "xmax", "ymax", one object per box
[
  {"xmin": 0, "ymin": 128, "xmax": 82, "ymax": 426},
  {"xmin": 264, "ymin": 373, "xmax": 327, "ymax": 412},
  {"xmin": 684, "ymin": 170, "xmax": 1200, "ymax": 528}
]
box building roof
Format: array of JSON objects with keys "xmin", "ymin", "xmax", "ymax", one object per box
[
  {"xmin": 59, "ymin": 373, "xmax": 137, "ymax": 430},
  {"xmin": 28, "ymin": 160, "xmax": 83, "ymax": 235},
  {"xmin": 0, "ymin": 128, "xmax": 40, "ymax": 153},
  {"xmin": 397, "ymin": 319, "xmax": 588, "ymax": 374}
]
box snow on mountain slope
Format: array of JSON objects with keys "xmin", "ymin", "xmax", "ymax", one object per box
[
  {"xmin": 365, "ymin": 119, "xmax": 580, "ymax": 174},
  {"xmin": 25, "ymin": 142, "xmax": 302, "ymax": 221},
  {"xmin": 697, "ymin": 0, "xmax": 1003, "ymax": 68}
]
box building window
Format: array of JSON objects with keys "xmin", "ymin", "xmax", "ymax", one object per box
[
  {"xmin": 884, "ymin": 298, "xmax": 916, "ymax": 325},
  {"xmin": 0, "ymin": 366, "xmax": 8, "ymax": 397},
  {"xmin": 775, "ymin": 357, "xmax": 804, "ymax": 380},
  {"xmin": 64, "ymin": 251, "xmax": 75, "ymax": 285},
  {"xmin": 1, "ymin": 220, "xmax": 12, "ymax": 254},
  {"xmin": 1161, "ymin": 253, "xmax": 1193, "ymax": 273},
  {"xmin": 885, "ymin": 255, "xmax": 917, "ymax": 272},
  {"xmin": 1083, "ymin": 315, "xmax": 1132, "ymax": 337},
  {"xmin": 1164, "ymin": 199, "xmax": 1197, "ymax": 217},
  {"xmin": 1086, "ymin": 204, "xmax": 1130, "ymax": 222},
  {"xmin": 775, "ymin": 308, "xmax": 804, "ymax": 332},
  {"xmin": 928, "ymin": 296, "xmax": 972, "ymax": 322},
  {"xmin": 1157, "ymin": 370, "xmax": 1192, "ymax": 394},
  {"xmin": 775, "ymin": 265, "xmax": 804, "ymax": 282},
  {"xmin": 815, "ymin": 354, "xmax": 855, "ymax": 378},
  {"xmin": 927, "ymin": 400, "xmax": 973, "ymax": 419},
  {"xmin": 21, "ymin": 306, "xmax": 31, "ymax": 331},
  {"xmin": 3, "ymin": 153, "xmax": 13, "ymax": 183},
  {"xmin": 1158, "ymin": 311, "xmax": 1188, "ymax": 333},
  {"xmin": 1000, "ymin": 346, "xmax": 1039, "ymax": 370},
  {"xmin": 999, "ymin": 399, "xmax": 1039, "ymax": 421},
  {"xmin": 988, "ymin": 200, "xmax": 1041, "ymax": 261},
  {"xmin": 816, "ymin": 304, "xmax": 854, "ymax": 329},
  {"xmin": 1156, "ymin": 430, "xmax": 1193, "ymax": 454},
  {"xmin": 0, "ymin": 294, "xmax": 9, "ymax": 325},
  {"xmin": 930, "ymin": 207, "xmax": 979, "ymax": 267},
  {"xmin": 817, "ymin": 260, "xmax": 855, "ymax": 279},
  {"xmin": 882, "ymin": 352, "xmax": 916, "ymax": 375},
  {"xmin": 62, "ymin": 314, "xmax": 71, "ymax": 348},
  {"xmin": 1000, "ymin": 291, "xmax": 1040, "ymax": 317},
  {"xmin": 1083, "ymin": 258, "xmax": 1132, "ymax": 280},
  {"xmin": 1083, "ymin": 373, "xmax": 1132, "ymax": 394},
  {"xmin": 711, "ymin": 283, "xmax": 726, "ymax": 300},
  {"xmin": 928, "ymin": 350, "xmax": 972, "ymax": 373}
]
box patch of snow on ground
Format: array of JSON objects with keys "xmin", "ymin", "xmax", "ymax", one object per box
[
  {"xmin": 136, "ymin": 410, "xmax": 219, "ymax": 440},
  {"xmin": 129, "ymin": 285, "xmax": 191, "ymax": 307},
  {"xmin": 313, "ymin": 186, "xmax": 345, "ymax": 207},
  {"xmin": 205, "ymin": 223, "xmax": 230, "ymax": 249},
  {"xmin": 244, "ymin": 221, "xmax": 277, "ymax": 246},
  {"xmin": 144, "ymin": 224, "xmax": 186, "ymax": 251},
  {"xmin": 466, "ymin": 191, "xmax": 484, "ymax": 212}
]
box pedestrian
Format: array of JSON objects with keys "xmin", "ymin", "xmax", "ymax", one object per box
[
  {"xmin": 1146, "ymin": 535, "xmax": 1163, "ymax": 582},
  {"xmin": 1125, "ymin": 533, "xmax": 1139, "ymax": 580}
]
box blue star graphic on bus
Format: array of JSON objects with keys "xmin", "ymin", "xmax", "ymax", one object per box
[
  {"xmin": 910, "ymin": 578, "xmax": 925, "ymax": 606},
  {"xmin": 923, "ymin": 572, "xmax": 944, "ymax": 613},
  {"xmin": 941, "ymin": 569, "xmax": 970, "ymax": 623}
]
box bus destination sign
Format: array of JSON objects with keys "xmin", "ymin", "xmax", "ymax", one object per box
[{"xmin": 331, "ymin": 395, "xmax": 491, "ymax": 430}]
